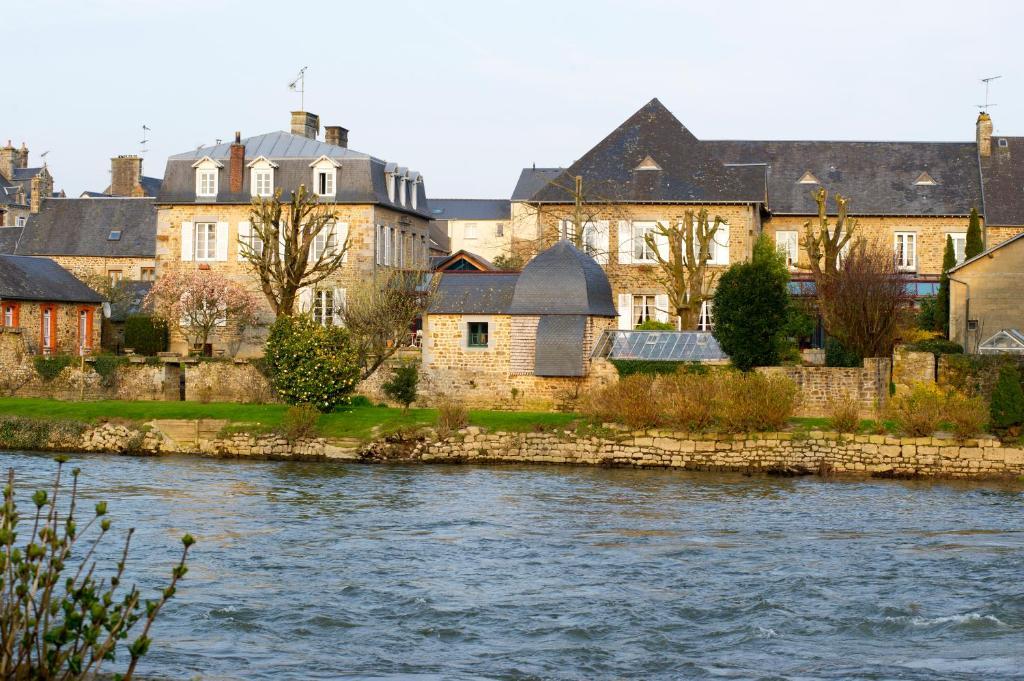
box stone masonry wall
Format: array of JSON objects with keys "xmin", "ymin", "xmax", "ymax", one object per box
[
  {"xmin": 891, "ymin": 346, "xmax": 936, "ymax": 394},
  {"xmin": 756, "ymin": 358, "xmax": 891, "ymax": 417}
]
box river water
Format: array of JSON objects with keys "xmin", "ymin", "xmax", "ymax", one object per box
[{"xmin": 1, "ymin": 451, "xmax": 1023, "ymax": 680}]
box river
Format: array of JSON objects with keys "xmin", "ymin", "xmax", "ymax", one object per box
[{"xmin": 1, "ymin": 451, "xmax": 1023, "ymax": 680}]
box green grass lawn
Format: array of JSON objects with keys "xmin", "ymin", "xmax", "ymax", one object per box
[{"xmin": 0, "ymin": 398, "xmax": 580, "ymax": 442}]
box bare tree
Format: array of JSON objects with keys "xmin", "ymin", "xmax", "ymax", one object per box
[
  {"xmin": 802, "ymin": 187, "xmax": 857, "ymax": 279},
  {"xmin": 341, "ymin": 269, "xmax": 436, "ymax": 380},
  {"xmin": 643, "ymin": 208, "xmax": 724, "ymax": 329},
  {"xmin": 242, "ymin": 185, "xmax": 350, "ymax": 317}
]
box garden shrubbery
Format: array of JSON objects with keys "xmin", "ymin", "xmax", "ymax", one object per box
[
  {"xmin": 33, "ymin": 354, "xmax": 75, "ymax": 382},
  {"xmin": 826, "ymin": 395, "xmax": 861, "ymax": 433},
  {"xmin": 281, "ymin": 404, "xmax": 320, "ymax": 440},
  {"xmin": 887, "ymin": 382, "xmax": 988, "ymax": 438},
  {"xmin": 124, "ymin": 314, "xmax": 169, "ymax": 356},
  {"xmin": 264, "ymin": 315, "xmax": 361, "ymax": 413}
]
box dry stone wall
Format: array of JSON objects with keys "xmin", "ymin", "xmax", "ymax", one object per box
[{"xmin": 755, "ymin": 358, "xmax": 891, "ymax": 417}]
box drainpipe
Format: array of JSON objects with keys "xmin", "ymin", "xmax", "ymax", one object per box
[{"xmin": 947, "ymin": 274, "xmax": 970, "ymax": 351}]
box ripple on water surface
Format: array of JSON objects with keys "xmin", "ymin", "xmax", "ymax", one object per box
[{"xmin": 1, "ymin": 451, "xmax": 1022, "ymax": 680}]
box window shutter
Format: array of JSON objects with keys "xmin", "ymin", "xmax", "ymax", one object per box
[
  {"xmin": 617, "ymin": 293, "xmax": 632, "ymax": 330},
  {"xmin": 593, "ymin": 220, "xmax": 610, "ymax": 264},
  {"xmin": 654, "ymin": 228, "xmax": 669, "ymax": 262},
  {"xmin": 181, "ymin": 221, "xmax": 194, "ymax": 261},
  {"xmin": 237, "ymin": 221, "xmax": 251, "ymax": 261},
  {"xmin": 655, "ymin": 294, "xmax": 670, "ymax": 323},
  {"xmin": 617, "ymin": 221, "xmax": 633, "ymax": 264},
  {"xmin": 215, "ymin": 222, "xmax": 229, "ymax": 261},
  {"xmin": 713, "ymin": 223, "xmax": 730, "ymax": 265},
  {"xmin": 336, "ymin": 222, "xmax": 349, "ymax": 263},
  {"xmin": 333, "ymin": 288, "xmax": 346, "ymax": 325},
  {"xmin": 558, "ymin": 220, "xmax": 566, "ymax": 241},
  {"xmin": 297, "ymin": 287, "xmax": 313, "ymax": 314}
]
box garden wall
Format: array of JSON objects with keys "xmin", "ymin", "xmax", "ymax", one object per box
[{"xmin": 755, "ymin": 358, "xmax": 891, "ymax": 417}]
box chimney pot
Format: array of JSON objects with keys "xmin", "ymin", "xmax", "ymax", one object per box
[
  {"xmin": 290, "ymin": 111, "xmax": 320, "ymax": 140},
  {"xmin": 977, "ymin": 112, "xmax": 994, "ymax": 158},
  {"xmin": 235, "ymin": 131, "xmax": 241, "ymax": 144},
  {"xmin": 324, "ymin": 126, "xmax": 348, "ymax": 148}
]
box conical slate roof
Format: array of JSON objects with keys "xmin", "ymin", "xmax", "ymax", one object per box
[{"xmin": 509, "ymin": 241, "xmax": 616, "ymax": 317}]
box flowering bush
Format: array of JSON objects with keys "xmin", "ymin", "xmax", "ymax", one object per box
[
  {"xmin": 264, "ymin": 315, "xmax": 360, "ymax": 412},
  {"xmin": 144, "ymin": 270, "xmax": 258, "ymax": 354}
]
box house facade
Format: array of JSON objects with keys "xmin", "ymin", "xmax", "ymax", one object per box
[
  {"xmin": 948, "ymin": 232, "xmax": 1024, "ymax": 351},
  {"xmin": 0, "ymin": 140, "xmax": 55, "ymax": 227},
  {"xmin": 154, "ymin": 111, "xmax": 432, "ymax": 357},
  {"xmin": 428, "ymin": 198, "xmax": 512, "ymax": 263}
]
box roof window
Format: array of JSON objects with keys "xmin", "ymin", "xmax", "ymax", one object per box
[
  {"xmin": 913, "ymin": 171, "xmax": 938, "ymax": 186},
  {"xmin": 998, "ymin": 138, "xmax": 1009, "ymax": 148},
  {"xmin": 797, "ymin": 171, "xmax": 820, "ymax": 184},
  {"xmin": 107, "ymin": 230, "xmax": 122, "ymax": 241},
  {"xmin": 634, "ymin": 155, "xmax": 662, "ymax": 171}
]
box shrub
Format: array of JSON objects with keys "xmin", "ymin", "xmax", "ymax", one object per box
[
  {"xmin": 124, "ymin": 314, "xmax": 169, "ymax": 356},
  {"xmin": 1, "ymin": 460, "xmax": 193, "ymax": 680},
  {"xmin": 610, "ymin": 359, "xmax": 706, "ymax": 377},
  {"xmin": 825, "ymin": 337, "xmax": 862, "ymax": 368},
  {"xmin": 827, "ymin": 395, "xmax": 861, "ymax": 433},
  {"xmin": 33, "ymin": 354, "xmax": 74, "ymax": 382},
  {"xmin": 888, "ymin": 382, "xmax": 946, "ymax": 436},
  {"xmin": 635, "ymin": 319, "xmax": 675, "ymax": 331},
  {"xmin": 583, "ymin": 374, "xmax": 661, "ymax": 429},
  {"xmin": 92, "ymin": 353, "xmax": 127, "ymax": 387},
  {"xmin": 906, "ymin": 337, "xmax": 964, "ymax": 357},
  {"xmin": 264, "ymin": 315, "xmax": 361, "ymax": 413},
  {"xmin": 715, "ymin": 372, "xmax": 798, "ymax": 433},
  {"xmin": 656, "ymin": 373, "xmax": 718, "ymax": 432},
  {"xmin": 382, "ymin": 363, "xmax": 419, "ymax": 411},
  {"xmin": 436, "ymin": 398, "xmax": 469, "ymax": 437},
  {"xmin": 989, "ymin": 364, "xmax": 1024, "ymax": 430},
  {"xmin": 281, "ymin": 404, "xmax": 320, "ymax": 440},
  {"xmin": 349, "ymin": 394, "xmax": 373, "ymax": 407},
  {"xmin": 945, "ymin": 391, "xmax": 989, "ymax": 440}
]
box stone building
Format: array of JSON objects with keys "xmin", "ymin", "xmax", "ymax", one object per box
[
  {"xmin": 428, "ymin": 198, "xmax": 512, "ymax": 263},
  {"xmin": 81, "ymin": 155, "xmax": 163, "ymax": 198},
  {"xmin": 947, "ymin": 232, "xmax": 1024, "ymax": 351},
  {"xmin": 0, "ymin": 140, "xmax": 55, "ymax": 228},
  {"xmin": 0, "ymin": 254, "xmax": 103, "ymax": 355},
  {"xmin": 422, "ymin": 241, "xmax": 618, "ymax": 408},
  {"xmin": 154, "ymin": 111, "xmax": 433, "ymax": 357}
]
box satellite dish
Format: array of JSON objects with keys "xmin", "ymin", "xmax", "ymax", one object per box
[{"xmin": 102, "ymin": 302, "xmax": 112, "ymax": 318}]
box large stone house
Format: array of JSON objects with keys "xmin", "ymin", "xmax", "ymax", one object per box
[
  {"xmin": 947, "ymin": 232, "xmax": 1024, "ymax": 351},
  {"xmin": 0, "ymin": 140, "xmax": 55, "ymax": 227},
  {"xmin": 154, "ymin": 111, "xmax": 432, "ymax": 357},
  {"xmin": 428, "ymin": 198, "xmax": 511, "ymax": 263}
]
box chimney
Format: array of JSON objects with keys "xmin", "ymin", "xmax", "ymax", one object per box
[
  {"xmin": 229, "ymin": 131, "xmax": 245, "ymax": 193},
  {"xmin": 0, "ymin": 140, "xmax": 15, "ymax": 180},
  {"xmin": 325, "ymin": 126, "xmax": 348, "ymax": 148},
  {"xmin": 290, "ymin": 111, "xmax": 320, "ymax": 140},
  {"xmin": 110, "ymin": 155, "xmax": 144, "ymax": 197},
  {"xmin": 15, "ymin": 142, "xmax": 28, "ymax": 169},
  {"xmin": 30, "ymin": 169, "xmax": 52, "ymax": 214},
  {"xmin": 977, "ymin": 112, "xmax": 993, "ymax": 158}
]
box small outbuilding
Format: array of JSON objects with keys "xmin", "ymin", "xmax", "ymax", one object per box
[{"xmin": 949, "ymin": 232, "xmax": 1024, "ymax": 352}]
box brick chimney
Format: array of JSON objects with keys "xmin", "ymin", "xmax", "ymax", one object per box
[
  {"xmin": 324, "ymin": 126, "xmax": 348, "ymax": 148},
  {"xmin": 0, "ymin": 140, "xmax": 15, "ymax": 180},
  {"xmin": 229, "ymin": 131, "xmax": 245, "ymax": 193},
  {"xmin": 110, "ymin": 155, "xmax": 144, "ymax": 197},
  {"xmin": 977, "ymin": 112, "xmax": 993, "ymax": 157},
  {"xmin": 290, "ymin": 111, "xmax": 320, "ymax": 140},
  {"xmin": 30, "ymin": 169, "xmax": 52, "ymax": 213}
]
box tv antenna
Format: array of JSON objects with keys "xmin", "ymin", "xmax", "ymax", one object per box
[
  {"xmin": 139, "ymin": 124, "xmax": 151, "ymax": 155},
  {"xmin": 288, "ymin": 66, "xmax": 308, "ymax": 110},
  {"xmin": 977, "ymin": 75, "xmax": 1002, "ymax": 112}
]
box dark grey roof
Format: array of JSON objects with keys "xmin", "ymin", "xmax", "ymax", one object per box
[
  {"xmin": 0, "ymin": 227, "xmax": 20, "ymax": 254},
  {"xmin": 511, "ymin": 167, "xmax": 564, "ymax": 201},
  {"xmin": 0, "ymin": 175, "xmax": 23, "ymax": 206},
  {"xmin": 980, "ymin": 137, "xmax": 1024, "ymax": 226},
  {"xmin": 530, "ymin": 99, "xmax": 765, "ymax": 205},
  {"xmin": 428, "ymin": 199, "xmax": 510, "ymax": 220},
  {"xmin": 429, "ymin": 221, "xmax": 451, "ymax": 254},
  {"xmin": 708, "ymin": 140, "xmax": 983, "ymax": 216},
  {"xmin": 158, "ymin": 130, "xmax": 430, "ymax": 218},
  {"xmin": 108, "ymin": 280, "xmax": 154, "ymax": 322},
  {"xmin": 11, "ymin": 167, "xmax": 42, "ymax": 181},
  {"xmin": 430, "ymin": 273, "xmax": 519, "ymax": 314},
  {"xmin": 534, "ymin": 315, "xmax": 586, "ymax": 376},
  {"xmin": 139, "ymin": 176, "xmax": 163, "ymax": 196},
  {"xmin": 13, "ymin": 198, "xmax": 156, "ymax": 258},
  {"xmin": 509, "ymin": 241, "xmax": 616, "ymax": 317},
  {"xmin": 80, "ymin": 191, "xmax": 110, "ymax": 198},
  {"xmin": 0, "ymin": 255, "xmax": 103, "ymax": 303}
]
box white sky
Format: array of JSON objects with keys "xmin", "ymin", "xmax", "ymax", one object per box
[{"xmin": 6, "ymin": 0, "xmax": 1023, "ymax": 198}]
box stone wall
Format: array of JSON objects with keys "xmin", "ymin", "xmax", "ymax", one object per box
[
  {"xmin": 891, "ymin": 346, "xmax": 935, "ymax": 394},
  {"xmin": 182, "ymin": 361, "xmax": 274, "ymax": 403},
  {"xmin": 755, "ymin": 358, "xmax": 891, "ymax": 417}
]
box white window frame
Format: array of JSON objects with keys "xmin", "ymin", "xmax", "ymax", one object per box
[
  {"xmin": 410, "ymin": 179, "xmax": 419, "ymax": 210},
  {"xmin": 776, "ymin": 230, "xmax": 799, "ymax": 269},
  {"xmin": 632, "ymin": 222, "xmax": 657, "ymax": 263},
  {"xmin": 312, "ymin": 289, "xmax": 335, "ymax": 327},
  {"xmin": 399, "ymin": 176, "xmax": 407, "ymax": 206},
  {"xmin": 894, "ymin": 231, "xmax": 917, "ymax": 272},
  {"xmin": 15, "ymin": 216, "xmax": 26, "ymax": 227},
  {"xmin": 386, "ymin": 173, "xmax": 396, "ymax": 202},
  {"xmin": 309, "ymin": 156, "xmax": 340, "ymax": 198},
  {"xmin": 948, "ymin": 232, "xmax": 967, "ymax": 265},
  {"xmin": 3, "ymin": 305, "xmax": 14, "ymax": 326},
  {"xmin": 464, "ymin": 222, "xmax": 479, "ymax": 240},
  {"xmin": 697, "ymin": 300, "xmax": 714, "ymax": 331},
  {"xmin": 496, "ymin": 222, "xmax": 505, "ymax": 238},
  {"xmin": 631, "ymin": 294, "xmax": 657, "ymax": 327},
  {"xmin": 194, "ymin": 222, "xmax": 218, "ymax": 261},
  {"xmin": 311, "ymin": 225, "xmax": 337, "ymax": 262},
  {"xmin": 252, "ymin": 168, "xmax": 273, "ymax": 197},
  {"xmin": 41, "ymin": 307, "xmax": 52, "ymax": 351},
  {"xmin": 192, "ymin": 156, "xmax": 222, "ymax": 198}
]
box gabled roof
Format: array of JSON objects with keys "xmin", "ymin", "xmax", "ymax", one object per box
[
  {"xmin": 511, "ymin": 167, "xmax": 564, "ymax": 201},
  {"xmin": 428, "ymin": 198, "xmax": 511, "ymax": 221},
  {"xmin": 0, "ymin": 254, "xmax": 103, "ymax": 303},
  {"xmin": 11, "ymin": 167, "xmax": 43, "ymax": 181},
  {"xmin": 7, "ymin": 198, "xmax": 156, "ymax": 258},
  {"xmin": 948, "ymin": 230, "xmax": 1024, "ymax": 274},
  {"xmin": 430, "ymin": 272, "xmax": 520, "ymax": 314},
  {"xmin": 979, "ymin": 137, "xmax": 1024, "ymax": 226},
  {"xmin": 431, "ymin": 249, "xmax": 497, "ymax": 272},
  {"xmin": 530, "ymin": 99, "xmax": 765, "ymax": 205}
]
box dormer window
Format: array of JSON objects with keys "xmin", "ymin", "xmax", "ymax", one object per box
[
  {"xmin": 309, "ymin": 156, "xmax": 340, "ymax": 198},
  {"xmin": 384, "ymin": 162, "xmax": 398, "ymax": 202},
  {"xmin": 192, "ymin": 156, "xmax": 223, "ymax": 198},
  {"xmin": 248, "ymin": 156, "xmax": 278, "ymax": 198},
  {"xmin": 797, "ymin": 171, "xmax": 820, "ymax": 184},
  {"xmin": 409, "ymin": 173, "xmax": 420, "ymax": 210},
  {"xmin": 399, "ymin": 176, "xmax": 407, "ymax": 206},
  {"xmin": 998, "ymin": 138, "xmax": 1009, "ymax": 148}
]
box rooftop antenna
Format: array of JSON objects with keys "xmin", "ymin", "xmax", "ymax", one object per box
[
  {"xmin": 978, "ymin": 75, "xmax": 1002, "ymax": 112},
  {"xmin": 288, "ymin": 66, "xmax": 308, "ymax": 110},
  {"xmin": 139, "ymin": 124, "xmax": 151, "ymax": 155}
]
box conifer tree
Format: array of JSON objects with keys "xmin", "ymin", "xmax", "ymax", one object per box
[
  {"xmin": 990, "ymin": 364, "xmax": 1024, "ymax": 430},
  {"xmin": 965, "ymin": 207, "xmax": 984, "ymax": 260},
  {"xmin": 935, "ymin": 235, "xmax": 956, "ymax": 336}
]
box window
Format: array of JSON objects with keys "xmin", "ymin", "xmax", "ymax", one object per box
[
  {"xmin": 107, "ymin": 230, "xmax": 122, "ymax": 241},
  {"xmin": 389, "ymin": 227, "xmax": 398, "ymax": 265},
  {"xmin": 410, "ymin": 179, "xmax": 419, "ymax": 210},
  {"xmin": 467, "ymin": 321, "xmax": 489, "ymax": 348},
  {"xmin": 894, "ymin": 232, "xmax": 917, "ymax": 271},
  {"xmin": 252, "ymin": 169, "xmax": 273, "ymax": 197},
  {"xmin": 140, "ymin": 267, "xmax": 156, "ymax": 282},
  {"xmin": 948, "ymin": 232, "xmax": 967, "ymax": 265},
  {"xmin": 108, "ymin": 270, "xmax": 123, "ymax": 285},
  {"xmin": 15, "ymin": 216, "xmax": 26, "ymax": 227},
  {"xmin": 495, "ymin": 223, "xmax": 505, "ymax": 237},
  {"xmin": 631, "ymin": 294, "xmax": 657, "ymax": 327},
  {"xmin": 776, "ymin": 230, "xmax": 799, "ymax": 268},
  {"xmin": 632, "ymin": 223, "xmax": 657, "ymax": 262},
  {"xmin": 464, "ymin": 223, "xmax": 478, "ymax": 240},
  {"xmin": 78, "ymin": 307, "xmax": 93, "ymax": 352},
  {"xmin": 399, "ymin": 177, "xmax": 407, "ymax": 206},
  {"xmin": 312, "ymin": 289, "xmax": 335, "ymax": 327},
  {"xmin": 194, "ymin": 222, "xmax": 217, "ymax": 261},
  {"xmin": 998, "ymin": 138, "xmax": 1009, "ymax": 148},
  {"xmin": 697, "ymin": 300, "xmax": 714, "ymax": 331},
  {"xmin": 310, "ymin": 156, "xmax": 338, "ymax": 198},
  {"xmin": 311, "ymin": 227, "xmax": 337, "ymax": 261},
  {"xmin": 40, "ymin": 305, "xmax": 55, "ymax": 353},
  {"xmin": 386, "ymin": 173, "xmax": 396, "ymax": 202},
  {"xmin": 196, "ymin": 169, "xmax": 217, "ymax": 197},
  {"xmin": 2, "ymin": 303, "xmax": 18, "ymax": 327},
  {"xmin": 240, "ymin": 229, "xmax": 264, "ymax": 259},
  {"xmin": 376, "ymin": 224, "xmax": 386, "ymax": 265}
]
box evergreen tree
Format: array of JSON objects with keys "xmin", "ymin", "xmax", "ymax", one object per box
[
  {"xmin": 965, "ymin": 207, "xmax": 984, "ymax": 260},
  {"xmin": 935, "ymin": 235, "xmax": 956, "ymax": 336},
  {"xmin": 990, "ymin": 364, "xmax": 1024, "ymax": 430}
]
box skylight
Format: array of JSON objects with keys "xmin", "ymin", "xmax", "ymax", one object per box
[
  {"xmin": 634, "ymin": 155, "xmax": 662, "ymax": 171},
  {"xmin": 797, "ymin": 171, "xmax": 820, "ymax": 184},
  {"xmin": 913, "ymin": 172, "xmax": 938, "ymax": 186},
  {"xmin": 107, "ymin": 230, "xmax": 122, "ymax": 241}
]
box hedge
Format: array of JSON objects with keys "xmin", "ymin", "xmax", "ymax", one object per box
[
  {"xmin": 124, "ymin": 315, "xmax": 169, "ymax": 356},
  {"xmin": 610, "ymin": 359, "xmax": 709, "ymax": 377}
]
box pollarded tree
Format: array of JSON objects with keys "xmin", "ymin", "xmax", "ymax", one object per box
[
  {"xmin": 242, "ymin": 185, "xmax": 350, "ymax": 317},
  {"xmin": 643, "ymin": 208, "xmax": 723, "ymax": 329},
  {"xmin": 801, "ymin": 187, "xmax": 858, "ymax": 280},
  {"xmin": 965, "ymin": 206, "xmax": 984, "ymax": 260},
  {"xmin": 712, "ymin": 234, "xmax": 791, "ymax": 370}
]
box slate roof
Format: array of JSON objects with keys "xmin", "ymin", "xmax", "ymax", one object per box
[
  {"xmin": 428, "ymin": 221, "xmax": 451, "ymax": 254},
  {"xmin": 431, "ymin": 250, "xmax": 497, "ymax": 272},
  {"xmin": 8, "ymin": 198, "xmax": 156, "ymax": 258},
  {"xmin": 979, "ymin": 137, "xmax": 1024, "ymax": 226},
  {"xmin": 530, "ymin": 99, "xmax": 765, "ymax": 205},
  {"xmin": 108, "ymin": 280, "xmax": 154, "ymax": 322},
  {"xmin": 534, "ymin": 315, "xmax": 587, "ymax": 376},
  {"xmin": 430, "ymin": 272, "xmax": 519, "ymax": 314},
  {"xmin": 708, "ymin": 140, "xmax": 983, "ymax": 216},
  {"xmin": 158, "ymin": 130, "xmax": 430, "ymax": 218},
  {"xmin": 92, "ymin": 175, "xmax": 164, "ymax": 199},
  {"xmin": 511, "ymin": 167, "xmax": 564, "ymax": 201},
  {"xmin": 0, "ymin": 174, "xmax": 25, "ymax": 207},
  {"xmin": 0, "ymin": 254, "xmax": 103, "ymax": 303},
  {"xmin": 0, "ymin": 227, "xmax": 20, "ymax": 253},
  {"xmin": 509, "ymin": 241, "xmax": 616, "ymax": 317},
  {"xmin": 428, "ymin": 198, "xmax": 511, "ymax": 220}
]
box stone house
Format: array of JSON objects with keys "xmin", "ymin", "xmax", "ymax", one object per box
[
  {"xmin": 428, "ymin": 198, "xmax": 512, "ymax": 263},
  {"xmin": 0, "ymin": 254, "xmax": 103, "ymax": 355},
  {"xmin": 947, "ymin": 231, "xmax": 1024, "ymax": 351},
  {"xmin": 0, "ymin": 140, "xmax": 55, "ymax": 228},
  {"xmin": 422, "ymin": 241, "xmax": 618, "ymax": 409},
  {"xmin": 154, "ymin": 111, "xmax": 432, "ymax": 357}
]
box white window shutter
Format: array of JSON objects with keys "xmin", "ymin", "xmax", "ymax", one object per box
[
  {"xmin": 714, "ymin": 223, "xmax": 730, "ymax": 265},
  {"xmin": 617, "ymin": 293, "xmax": 632, "ymax": 330},
  {"xmin": 617, "ymin": 221, "xmax": 633, "ymax": 264},
  {"xmin": 336, "ymin": 222, "xmax": 349, "ymax": 263},
  {"xmin": 593, "ymin": 220, "xmax": 610, "ymax": 264},
  {"xmin": 297, "ymin": 287, "xmax": 313, "ymax": 314},
  {"xmin": 237, "ymin": 221, "xmax": 251, "ymax": 261},
  {"xmin": 655, "ymin": 294, "xmax": 670, "ymax": 323},
  {"xmin": 333, "ymin": 287, "xmax": 346, "ymax": 325},
  {"xmin": 654, "ymin": 228, "xmax": 669, "ymax": 261},
  {"xmin": 181, "ymin": 221, "xmax": 194, "ymax": 261},
  {"xmin": 215, "ymin": 222, "xmax": 229, "ymax": 261},
  {"xmin": 558, "ymin": 220, "xmax": 566, "ymax": 241}
]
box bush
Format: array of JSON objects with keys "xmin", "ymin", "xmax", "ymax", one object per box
[
  {"xmin": 1, "ymin": 460, "xmax": 193, "ymax": 680},
  {"xmin": 945, "ymin": 391, "xmax": 989, "ymax": 440},
  {"xmin": 349, "ymin": 394, "xmax": 373, "ymax": 407},
  {"xmin": 989, "ymin": 364, "xmax": 1024, "ymax": 430},
  {"xmin": 888, "ymin": 383, "xmax": 947, "ymax": 436},
  {"xmin": 92, "ymin": 353, "xmax": 127, "ymax": 387},
  {"xmin": 715, "ymin": 372, "xmax": 798, "ymax": 433},
  {"xmin": 906, "ymin": 337, "xmax": 964, "ymax": 357},
  {"xmin": 610, "ymin": 359, "xmax": 707, "ymax": 377},
  {"xmin": 827, "ymin": 395, "xmax": 861, "ymax": 433},
  {"xmin": 281, "ymin": 404, "xmax": 320, "ymax": 440},
  {"xmin": 264, "ymin": 315, "xmax": 361, "ymax": 413},
  {"xmin": 583, "ymin": 374, "xmax": 661, "ymax": 429},
  {"xmin": 124, "ymin": 314, "xmax": 169, "ymax": 356},
  {"xmin": 436, "ymin": 398, "xmax": 469, "ymax": 437},
  {"xmin": 382, "ymin": 363, "xmax": 419, "ymax": 411},
  {"xmin": 33, "ymin": 354, "xmax": 75, "ymax": 381},
  {"xmin": 825, "ymin": 338, "xmax": 862, "ymax": 368},
  {"xmin": 635, "ymin": 319, "xmax": 675, "ymax": 331},
  {"xmin": 656, "ymin": 373, "xmax": 718, "ymax": 432}
]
